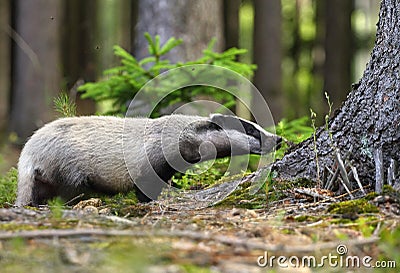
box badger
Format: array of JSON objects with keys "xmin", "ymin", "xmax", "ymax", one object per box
[{"xmin": 15, "ymin": 114, "xmax": 281, "ymax": 206}]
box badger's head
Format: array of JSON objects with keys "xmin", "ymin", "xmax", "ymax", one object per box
[
  {"xmin": 209, "ymin": 114, "xmax": 281, "ymax": 155},
  {"xmin": 178, "ymin": 114, "xmax": 282, "ymax": 163},
  {"xmin": 136, "ymin": 114, "xmax": 282, "ymax": 202}
]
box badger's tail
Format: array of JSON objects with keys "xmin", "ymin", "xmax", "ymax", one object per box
[{"xmin": 15, "ymin": 158, "xmax": 35, "ymax": 206}]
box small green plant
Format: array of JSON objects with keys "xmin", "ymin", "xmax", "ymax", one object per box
[
  {"xmin": 324, "ymin": 91, "xmax": 334, "ymax": 143},
  {"xmin": 273, "ymin": 116, "xmax": 314, "ymax": 158},
  {"xmin": 0, "ymin": 167, "xmax": 18, "ymax": 207},
  {"xmin": 310, "ymin": 108, "xmax": 320, "ymax": 187},
  {"xmin": 172, "ymin": 158, "xmax": 230, "ymax": 190},
  {"xmin": 78, "ymin": 33, "xmax": 256, "ymax": 116},
  {"xmin": 47, "ymin": 197, "xmax": 64, "ymax": 219},
  {"xmin": 53, "ymin": 92, "xmax": 77, "ymax": 117},
  {"xmin": 308, "ymin": 93, "xmax": 334, "ymax": 188}
]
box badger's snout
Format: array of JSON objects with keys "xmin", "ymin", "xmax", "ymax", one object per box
[
  {"xmin": 275, "ymin": 136, "xmax": 283, "ymax": 150},
  {"xmin": 259, "ymin": 134, "xmax": 282, "ymax": 154}
]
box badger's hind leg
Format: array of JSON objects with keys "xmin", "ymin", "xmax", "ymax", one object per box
[
  {"xmin": 30, "ymin": 169, "xmax": 58, "ymax": 206},
  {"xmin": 15, "ymin": 168, "xmax": 57, "ymax": 206}
]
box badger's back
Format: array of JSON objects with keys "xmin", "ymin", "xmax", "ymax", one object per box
[
  {"xmin": 16, "ymin": 116, "xmax": 142, "ymax": 205},
  {"xmin": 15, "ymin": 115, "xmax": 206, "ymax": 206}
]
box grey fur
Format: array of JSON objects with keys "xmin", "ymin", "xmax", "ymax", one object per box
[{"xmin": 15, "ymin": 114, "xmax": 281, "ymax": 206}]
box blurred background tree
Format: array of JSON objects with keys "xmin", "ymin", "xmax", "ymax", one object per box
[{"xmin": 0, "ymin": 0, "xmax": 380, "ymax": 172}]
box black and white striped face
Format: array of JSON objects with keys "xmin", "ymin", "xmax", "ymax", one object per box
[
  {"xmin": 208, "ymin": 114, "xmax": 282, "ymax": 155},
  {"xmin": 169, "ymin": 114, "xmax": 281, "ymax": 166}
]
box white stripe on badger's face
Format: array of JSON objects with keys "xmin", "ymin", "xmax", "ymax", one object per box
[{"xmin": 208, "ymin": 114, "xmax": 281, "ymax": 155}]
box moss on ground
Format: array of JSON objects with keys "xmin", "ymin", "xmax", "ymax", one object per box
[
  {"xmin": 327, "ymin": 199, "xmax": 379, "ymax": 214},
  {"xmin": 0, "ymin": 168, "xmax": 18, "ymax": 207}
]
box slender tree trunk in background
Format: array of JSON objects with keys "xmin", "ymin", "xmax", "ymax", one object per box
[
  {"xmin": 252, "ymin": 0, "xmax": 283, "ymax": 122},
  {"xmin": 134, "ymin": 0, "xmax": 224, "ymax": 62},
  {"xmin": 0, "ymin": 0, "xmax": 11, "ymax": 132},
  {"xmin": 97, "ymin": 0, "xmax": 132, "ymax": 71},
  {"xmin": 130, "ymin": 1, "xmax": 138, "ymax": 51},
  {"xmin": 313, "ymin": 0, "xmax": 327, "ymax": 116},
  {"xmin": 224, "ymin": 0, "xmax": 240, "ymax": 50},
  {"xmin": 224, "ymin": 0, "xmax": 251, "ymax": 120},
  {"xmin": 286, "ymin": 0, "xmax": 302, "ymax": 119},
  {"xmin": 63, "ymin": 0, "xmax": 97, "ymax": 115},
  {"xmin": 270, "ymin": 0, "xmax": 400, "ymax": 191},
  {"xmin": 64, "ymin": 0, "xmax": 133, "ymax": 115},
  {"xmin": 324, "ymin": 0, "xmax": 354, "ymax": 109},
  {"xmin": 10, "ymin": 0, "xmax": 63, "ymax": 142},
  {"xmin": 118, "ymin": 0, "xmax": 134, "ymax": 51}
]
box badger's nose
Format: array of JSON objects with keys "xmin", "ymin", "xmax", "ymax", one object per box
[
  {"xmin": 259, "ymin": 134, "xmax": 283, "ymax": 154},
  {"xmin": 275, "ymin": 136, "xmax": 283, "ymax": 150}
]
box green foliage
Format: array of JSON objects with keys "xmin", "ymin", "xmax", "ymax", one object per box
[
  {"xmin": 53, "ymin": 93, "xmax": 77, "ymax": 117},
  {"xmin": 172, "ymin": 158, "xmax": 230, "ymax": 190},
  {"xmin": 275, "ymin": 116, "xmax": 314, "ymax": 143},
  {"xmin": 379, "ymin": 227, "xmax": 400, "ymax": 270},
  {"xmin": 47, "ymin": 197, "xmax": 64, "ymax": 219},
  {"xmin": 274, "ymin": 116, "xmax": 313, "ymax": 158},
  {"xmin": 0, "ymin": 168, "xmax": 18, "ymax": 207},
  {"xmin": 78, "ymin": 33, "xmax": 256, "ymax": 116}
]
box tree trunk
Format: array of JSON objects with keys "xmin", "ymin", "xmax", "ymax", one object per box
[
  {"xmin": 63, "ymin": 0, "xmax": 97, "ymax": 115},
  {"xmin": 134, "ymin": 0, "xmax": 224, "ymax": 62},
  {"xmin": 0, "ymin": 0, "xmax": 11, "ymax": 132},
  {"xmin": 10, "ymin": 0, "xmax": 63, "ymax": 142},
  {"xmin": 323, "ymin": 0, "xmax": 354, "ymax": 109},
  {"xmin": 270, "ymin": 0, "xmax": 400, "ymax": 191},
  {"xmin": 223, "ymin": 0, "xmax": 240, "ymax": 50},
  {"xmin": 252, "ymin": 0, "xmax": 283, "ymax": 121}
]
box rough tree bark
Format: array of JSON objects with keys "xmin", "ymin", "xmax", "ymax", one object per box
[{"xmin": 270, "ymin": 0, "xmax": 400, "ymax": 191}]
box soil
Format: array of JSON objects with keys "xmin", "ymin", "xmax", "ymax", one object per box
[{"xmin": 0, "ymin": 185, "xmax": 399, "ymax": 273}]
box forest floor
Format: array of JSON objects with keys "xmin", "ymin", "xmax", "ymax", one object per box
[{"xmin": 0, "ymin": 181, "xmax": 399, "ymax": 273}]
